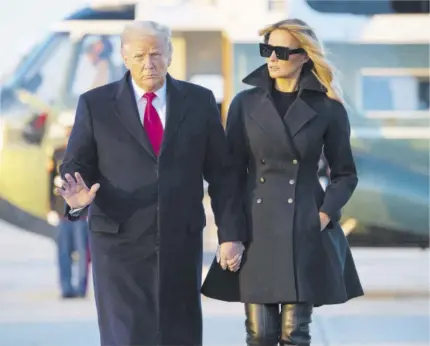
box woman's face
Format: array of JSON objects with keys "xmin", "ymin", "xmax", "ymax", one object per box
[{"xmin": 266, "ymin": 29, "xmax": 308, "ymax": 79}]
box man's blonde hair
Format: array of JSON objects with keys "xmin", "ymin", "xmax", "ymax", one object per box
[{"xmin": 121, "ymin": 20, "xmax": 172, "ymax": 56}]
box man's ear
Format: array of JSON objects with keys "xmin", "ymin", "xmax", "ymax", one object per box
[
  {"xmin": 121, "ymin": 47, "xmax": 130, "ymax": 69},
  {"xmin": 167, "ymin": 42, "xmax": 173, "ymax": 67},
  {"xmin": 167, "ymin": 49, "xmax": 173, "ymax": 67}
]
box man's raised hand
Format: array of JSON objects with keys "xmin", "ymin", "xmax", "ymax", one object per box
[{"xmin": 55, "ymin": 172, "xmax": 100, "ymax": 209}]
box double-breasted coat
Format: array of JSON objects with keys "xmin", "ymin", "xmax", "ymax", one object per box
[
  {"xmin": 202, "ymin": 64, "xmax": 364, "ymax": 306},
  {"xmin": 60, "ymin": 72, "xmax": 247, "ymax": 346}
]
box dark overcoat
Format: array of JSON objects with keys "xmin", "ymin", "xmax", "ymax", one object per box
[
  {"xmin": 201, "ymin": 64, "xmax": 364, "ymax": 306},
  {"xmin": 60, "ymin": 72, "xmax": 246, "ymax": 346}
]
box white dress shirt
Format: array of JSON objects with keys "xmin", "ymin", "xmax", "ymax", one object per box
[{"xmin": 131, "ymin": 77, "xmax": 167, "ymax": 129}]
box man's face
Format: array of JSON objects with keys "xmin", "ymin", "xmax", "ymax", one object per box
[
  {"xmin": 87, "ymin": 41, "xmax": 104, "ymax": 63},
  {"xmin": 121, "ymin": 35, "xmax": 171, "ymax": 92}
]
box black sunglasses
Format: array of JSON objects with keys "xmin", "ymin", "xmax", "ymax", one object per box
[{"xmin": 259, "ymin": 43, "xmax": 305, "ymax": 61}]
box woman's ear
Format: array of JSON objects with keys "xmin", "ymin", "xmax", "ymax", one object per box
[{"xmin": 303, "ymin": 53, "xmax": 310, "ymax": 63}]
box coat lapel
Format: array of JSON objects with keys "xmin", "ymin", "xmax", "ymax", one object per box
[
  {"xmin": 284, "ymin": 97, "xmax": 317, "ymax": 137},
  {"xmin": 249, "ymin": 93, "xmax": 292, "ymax": 155},
  {"xmin": 160, "ymin": 75, "xmax": 187, "ymax": 156},
  {"xmin": 113, "ymin": 72, "xmax": 157, "ymax": 162},
  {"xmin": 242, "ymin": 63, "xmax": 326, "ymax": 156}
]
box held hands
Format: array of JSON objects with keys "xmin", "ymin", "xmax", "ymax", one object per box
[
  {"xmin": 55, "ymin": 172, "xmax": 100, "ymax": 209},
  {"xmin": 216, "ymin": 241, "xmax": 245, "ymax": 272},
  {"xmin": 319, "ymin": 212, "xmax": 330, "ymax": 231}
]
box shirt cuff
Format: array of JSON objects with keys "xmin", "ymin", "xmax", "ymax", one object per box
[{"xmin": 69, "ymin": 207, "xmax": 85, "ymax": 215}]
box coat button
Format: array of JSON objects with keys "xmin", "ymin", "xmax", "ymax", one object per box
[
  {"xmin": 292, "ymin": 159, "xmax": 298, "ymax": 165},
  {"xmin": 256, "ymin": 198, "xmax": 263, "ymax": 204},
  {"xmin": 288, "ymin": 198, "xmax": 293, "ymax": 204},
  {"xmin": 289, "ymin": 179, "xmax": 295, "ymax": 185},
  {"xmin": 260, "ymin": 177, "xmax": 266, "ymax": 183},
  {"xmin": 261, "ymin": 158, "xmax": 266, "ymax": 164}
]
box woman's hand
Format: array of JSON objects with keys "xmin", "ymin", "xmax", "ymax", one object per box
[
  {"xmin": 216, "ymin": 242, "xmax": 244, "ymax": 272},
  {"xmin": 319, "ymin": 212, "xmax": 330, "ymax": 231}
]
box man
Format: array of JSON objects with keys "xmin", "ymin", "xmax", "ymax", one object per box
[
  {"xmin": 56, "ymin": 21, "xmax": 245, "ymax": 346},
  {"xmin": 50, "ymin": 126, "xmax": 89, "ymax": 299},
  {"xmin": 85, "ymin": 36, "xmax": 115, "ymax": 89}
]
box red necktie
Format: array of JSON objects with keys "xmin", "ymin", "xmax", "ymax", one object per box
[{"xmin": 143, "ymin": 92, "xmax": 164, "ymax": 156}]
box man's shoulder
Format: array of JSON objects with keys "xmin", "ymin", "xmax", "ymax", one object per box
[
  {"xmin": 174, "ymin": 79, "xmax": 213, "ymax": 98},
  {"xmin": 80, "ymin": 80, "xmax": 119, "ymax": 102}
]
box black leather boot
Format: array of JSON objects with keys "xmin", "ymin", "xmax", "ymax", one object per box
[
  {"xmin": 245, "ymin": 303, "xmax": 280, "ymax": 346},
  {"xmin": 279, "ymin": 303, "xmax": 313, "ymax": 345}
]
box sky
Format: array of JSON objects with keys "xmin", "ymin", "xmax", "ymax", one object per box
[{"xmin": 0, "ymin": 0, "xmax": 90, "ymax": 76}]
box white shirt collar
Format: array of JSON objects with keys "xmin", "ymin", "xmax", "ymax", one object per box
[{"xmin": 131, "ymin": 77, "xmax": 167, "ymax": 105}]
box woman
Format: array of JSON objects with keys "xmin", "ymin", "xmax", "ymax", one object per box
[{"xmin": 201, "ymin": 19, "xmax": 364, "ymax": 346}]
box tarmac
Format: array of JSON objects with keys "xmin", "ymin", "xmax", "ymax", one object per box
[{"xmin": 0, "ymin": 217, "xmax": 429, "ymax": 346}]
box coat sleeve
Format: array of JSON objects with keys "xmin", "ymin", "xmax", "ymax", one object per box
[
  {"xmin": 225, "ymin": 94, "xmax": 249, "ymax": 191},
  {"xmin": 49, "ymin": 150, "xmax": 59, "ymax": 212},
  {"xmin": 59, "ymin": 95, "xmax": 99, "ymax": 219},
  {"xmin": 320, "ymin": 101, "xmax": 358, "ymax": 222},
  {"xmin": 203, "ymin": 91, "xmax": 248, "ymax": 244}
]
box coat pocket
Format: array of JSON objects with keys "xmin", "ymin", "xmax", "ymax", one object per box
[
  {"xmin": 186, "ymin": 209, "xmax": 206, "ymax": 235},
  {"xmin": 311, "ymin": 199, "xmax": 322, "ymax": 232},
  {"xmin": 321, "ymin": 222, "xmax": 348, "ymax": 278},
  {"xmin": 88, "ymin": 214, "xmax": 120, "ymax": 234},
  {"xmin": 187, "ymin": 220, "xmax": 205, "ymax": 236}
]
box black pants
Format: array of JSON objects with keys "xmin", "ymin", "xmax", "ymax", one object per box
[{"xmin": 245, "ymin": 303, "xmax": 313, "ymax": 346}]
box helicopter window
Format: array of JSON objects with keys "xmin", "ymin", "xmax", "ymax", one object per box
[
  {"xmin": 65, "ymin": 5, "xmax": 135, "ymax": 20},
  {"xmin": 306, "ymin": 0, "xmax": 429, "ymax": 14},
  {"xmin": 18, "ymin": 33, "xmax": 73, "ymax": 105},
  {"xmin": 71, "ymin": 35, "xmax": 125, "ymax": 98},
  {"xmin": 360, "ymin": 69, "xmax": 430, "ymax": 117}
]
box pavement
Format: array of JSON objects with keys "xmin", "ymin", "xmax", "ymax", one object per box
[{"xmin": 0, "ymin": 218, "xmax": 429, "ymax": 346}]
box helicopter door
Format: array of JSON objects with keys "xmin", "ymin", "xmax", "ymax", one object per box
[
  {"xmin": 0, "ymin": 32, "xmax": 76, "ymax": 220},
  {"xmin": 66, "ymin": 34, "xmax": 125, "ymax": 103}
]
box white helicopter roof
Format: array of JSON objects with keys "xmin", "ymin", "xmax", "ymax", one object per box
[{"xmin": 52, "ymin": 0, "xmax": 430, "ymax": 44}]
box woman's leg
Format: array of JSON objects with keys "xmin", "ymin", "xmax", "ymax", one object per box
[
  {"xmin": 245, "ymin": 303, "xmax": 280, "ymax": 346},
  {"xmin": 280, "ymin": 303, "xmax": 313, "ymax": 345}
]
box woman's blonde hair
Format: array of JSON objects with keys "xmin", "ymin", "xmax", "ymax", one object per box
[{"xmin": 259, "ymin": 18, "xmax": 343, "ymax": 103}]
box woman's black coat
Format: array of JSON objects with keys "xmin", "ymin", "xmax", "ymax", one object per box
[{"xmin": 202, "ymin": 64, "xmax": 364, "ymax": 306}]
